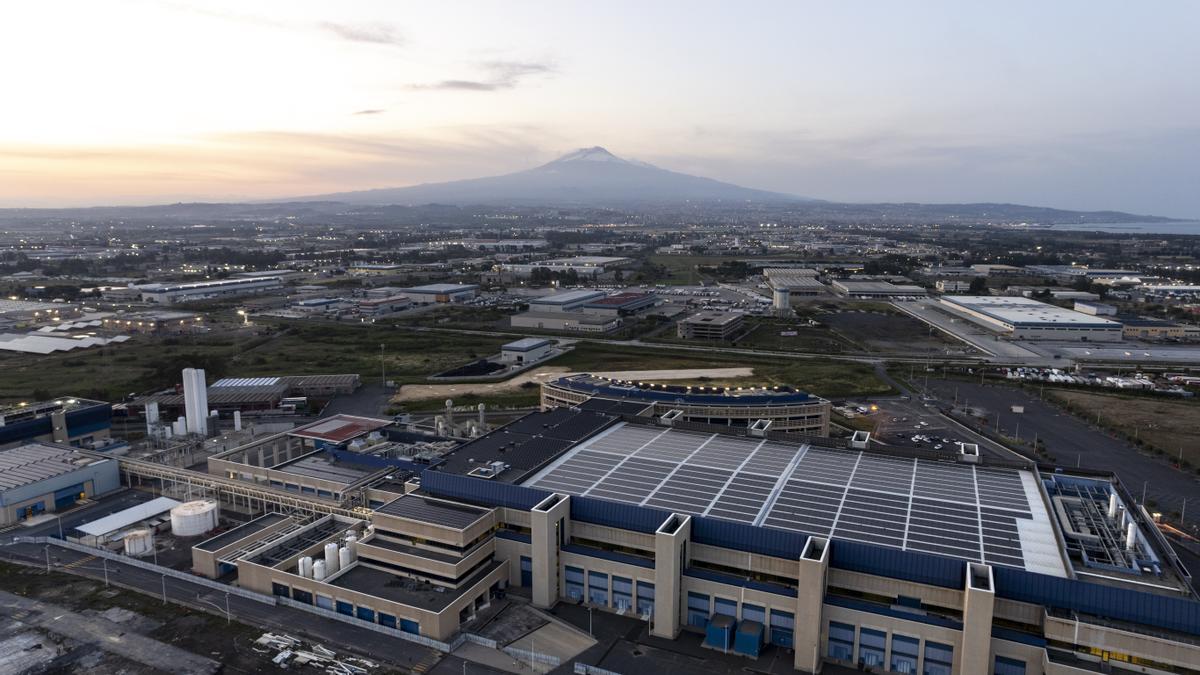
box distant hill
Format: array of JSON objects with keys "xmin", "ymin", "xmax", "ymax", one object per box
[{"xmin": 290, "ymin": 146, "xmax": 809, "ymax": 206}]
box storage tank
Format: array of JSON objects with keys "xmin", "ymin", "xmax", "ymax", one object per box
[
  {"xmin": 345, "ymin": 533, "xmax": 358, "ymax": 558},
  {"xmin": 170, "ymin": 500, "xmax": 219, "ymax": 537},
  {"xmin": 324, "ymin": 542, "xmax": 340, "ymax": 574},
  {"xmin": 123, "ymin": 529, "xmax": 155, "ymax": 557},
  {"xmin": 339, "ymin": 546, "xmax": 352, "ymax": 569},
  {"xmin": 299, "ymin": 556, "xmax": 313, "ymax": 579},
  {"xmin": 312, "ymin": 559, "xmax": 327, "ymax": 581}
]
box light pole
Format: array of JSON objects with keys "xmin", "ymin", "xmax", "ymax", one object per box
[
  {"xmin": 1141, "ymin": 481, "xmax": 1149, "ymax": 506},
  {"xmin": 588, "ymin": 606, "xmax": 594, "ymax": 636},
  {"xmin": 56, "ymin": 515, "xmax": 63, "ymax": 540},
  {"xmin": 102, "ymin": 557, "xmax": 109, "ymax": 587},
  {"xmin": 380, "ymin": 343, "xmax": 386, "ymax": 387},
  {"xmin": 161, "ymin": 574, "xmax": 167, "ymax": 605}
]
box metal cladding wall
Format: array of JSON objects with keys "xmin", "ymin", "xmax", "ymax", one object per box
[
  {"xmin": 65, "ymin": 404, "xmax": 113, "ymax": 437},
  {"xmin": 829, "ymin": 540, "xmax": 966, "ymax": 590},
  {"xmin": 692, "ymin": 516, "xmax": 808, "ymax": 561},
  {"xmin": 326, "ymin": 447, "xmax": 426, "ymax": 474},
  {"xmin": 570, "ymin": 495, "xmax": 672, "ymax": 534},
  {"xmin": 420, "ymin": 471, "xmax": 550, "ymax": 511},
  {"xmin": 993, "ymin": 567, "xmax": 1200, "ymax": 637},
  {"xmin": 684, "ymin": 566, "xmax": 797, "ymax": 598}
]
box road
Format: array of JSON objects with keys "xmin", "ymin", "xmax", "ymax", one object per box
[
  {"xmin": 924, "ymin": 379, "xmax": 1200, "ymax": 517},
  {"xmin": 0, "ymin": 535, "xmax": 443, "ymax": 672}
]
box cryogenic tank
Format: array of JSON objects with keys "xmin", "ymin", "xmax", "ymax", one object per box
[
  {"xmin": 313, "ymin": 559, "xmax": 327, "ymax": 581},
  {"xmin": 339, "ymin": 546, "xmax": 352, "ymax": 569},
  {"xmin": 324, "ymin": 542, "xmax": 340, "ymax": 574},
  {"xmin": 345, "ymin": 534, "xmax": 358, "ymax": 560},
  {"xmin": 299, "ymin": 556, "xmax": 313, "ymax": 579},
  {"xmin": 123, "ymin": 529, "xmax": 155, "ymax": 557},
  {"xmin": 170, "ymin": 500, "xmax": 219, "ymax": 537}
]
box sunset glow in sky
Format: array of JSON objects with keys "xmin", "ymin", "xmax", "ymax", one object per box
[{"xmin": 2, "ymin": 1, "xmax": 1198, "ymax": 215}]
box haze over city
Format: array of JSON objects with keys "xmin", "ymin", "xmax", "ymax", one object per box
[{"xmin": 2, "ymin": 0, "xmax": 1199, "ymax": 216}]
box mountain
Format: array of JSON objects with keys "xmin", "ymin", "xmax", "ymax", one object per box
[{"xmin": 291, "ymin": 146, "xmax": 809, "ymax": 206}]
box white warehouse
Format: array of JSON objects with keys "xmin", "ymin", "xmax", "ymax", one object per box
[{"xmin": 939, "ymin": 296, "xmax": 1123, "ymax": 342}]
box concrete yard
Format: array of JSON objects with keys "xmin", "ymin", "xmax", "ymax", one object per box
[{"xmin": 394, "ymin": 367, "xmax": 755, "ymax": 403}]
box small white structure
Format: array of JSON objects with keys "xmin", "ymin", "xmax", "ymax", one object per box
[
  {"xmin": 500, "ymin": 337, "xmax": 553, "ymax": 365},
  {"xmin": 123, "ymin": 529, "xmax": 155, "ymax": 557},
  {"xmin": 170, "ymin": 499, "xmax": 219, "ymax": 537},
  {"xmin": 324, "ymin": 542, "xmax": 340, "ymax": 574},
  {"xmin": 313, "ymin": 559, "xmax": 327, "ymax": 581},
  {"xmin": 182, "ymin": 367, "xmax": 209, "ymax": 436}
]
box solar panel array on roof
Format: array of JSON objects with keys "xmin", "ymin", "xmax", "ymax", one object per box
[
  {"xmin": 211, "ymin": 377, "xmax": 283, "ymax": 388},
  {"xmin": 523, "ymin": 423, "xmax": 1065, "ymax": 576},
  {"xmin": 436, "ymin": 409, "xmax": 617, "ymax": 480},
  {"xmin": 376, "ymin": 494, "xmax": 490, "ymax": 529},
  {"xmin": 0, "ymin": 443, "xmax": 100, "ymax": 491}
]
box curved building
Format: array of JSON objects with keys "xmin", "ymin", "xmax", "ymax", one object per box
[{"xmin": 541, "ymin": 373, "xmax": 830, "ymax": 436}]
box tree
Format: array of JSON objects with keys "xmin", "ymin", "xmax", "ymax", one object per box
[{"xmin": 968, "ymin": 277, "xmax": 988, "ymax": 295}]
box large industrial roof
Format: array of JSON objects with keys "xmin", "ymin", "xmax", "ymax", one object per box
[
  {"xmin": 942, "ymin": 296, "xmax": 1122, "ymax": 328},
  {"xmin": 529, "ymin": 289, "xmax": 607, "ymax": 305},
  {"xmin": 289, "ymin": 415, "xmax": 391, "ymax": 444},
  {"xmin": 76, "ymin": 496, "xmax": 181, "ymax": 536},
  {"xmin": 0, "ymin": 442, "xmax": 108, "ymax": 492},
  {"xmin": 522, "ymin": 422, "xmax": 1066, "ymax": 576},
  {"xmin": 375, "ymin": 494, "xmax": 490, "ymax": 530}
]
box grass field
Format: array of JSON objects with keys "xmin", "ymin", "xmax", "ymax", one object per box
[
  {"xmin": 1046, "ymin": 389, "xmax": 1200, "ymax": 469},
  {"xmin": 0, "ymin": 321, "xmax": 511, "ymax": 404},
  {"xmin": 732, "ymin": 317, "xmax": 857, "ymax": 353}
]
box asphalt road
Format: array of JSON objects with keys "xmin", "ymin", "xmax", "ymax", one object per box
[
  {"xmin": 924, "ymin": 379, "xmax": 1200, "ymax": 517},
  {"xmin": 0, "ymin": 535, "xmax": 443, "ymax": 672}
]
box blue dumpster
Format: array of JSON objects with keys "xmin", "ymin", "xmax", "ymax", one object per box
[
  {"xmin": 703, "ymin": 613, "xmax": 736, "ymax": 651},
  {"xmin": 734, "ymin": 619, "xmax": 764, "ymax": 657}
]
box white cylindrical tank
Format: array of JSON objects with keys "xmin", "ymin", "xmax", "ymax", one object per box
[
  {"xmin": 1108, "ymin": 492, "xmax": 1119, "ymax": 520},
  {"xmin": 324, "ymin": 542, "xmax": 340, "ymax": 574},
  {"xmin": 170, "ymin": 500, "xmax": 219, "ymax": 537},
  {"xmin": 123, "ymin": 529, "xmax": 155, "ymax": 557},
  {"xmin": 313, "ymin": 559, "xmax": 327, "ymax": 581},
  {"xmin": 233, "ymin": 410, "xmax": 242, "ymax": 432},
  {"xmin": 299, "ymin": 556, "xmax": 313, "ymax": 579},
  {"xmin": 345, "ymin": 533, "xmax": 358, "ymax": 559},
  {"xmin": 1126, "ymin": 521, "xmax": 1138, "ymax": 551},
  {"xmin": 339, "ymin": 546, "xmax": 352, "ymax": 569}
]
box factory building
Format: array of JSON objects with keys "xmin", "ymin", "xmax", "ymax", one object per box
[
  {"xmin": 194, "ymin": 407, "xmax": 1200, "ymax": 671},
  {"xmin": 399, "ymin": 283, "xmax": 479, "ymax": 304},
  {"xmin": 0, "ymin": 442, "xmax": 119, "ymax": 524},
  {"xmin": 500, "ymin": 256, "xmax": 632, "ymax": 279},
  {"xmin": 0, "ymin": 397, "xmax": 112, "ymax": 449},
  {"xmin": 134, "ymin": 374, "xmax": 360, "ymax": 420},
  {"xmin": 137, "ymin": 276, "xmax": 283, "ymax": 304},
  {"xmin": 100, "ymin": 311, "xmax": 204, "ymax": 334},
  {"xmin": 940, "ymin": 296, "xmax": 1124, "ymax": 342},
  {"xmin": 677, "ymin": 310, "xmax": 745, "ymax": 341},
  {"xmin": 1074, "ymin": 301, "xmax": 1117, "ymax": 316},
  {"xmin": 541, "ymin": 374, "xmax": 831, "ymax": 435},
  {"xmin": 1120, "ymin": 317, "xmax": 1186, "ymax": 340},
  {"xmin": 355, "ymin": 295, "xmax": 411, "ymax": 317},
  {"xmin": 0, "ymin": 299, "xmax": 79, "ymax": 327}
]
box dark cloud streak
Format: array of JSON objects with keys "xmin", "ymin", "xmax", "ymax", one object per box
[
  {"xmin": 408, "ymin": 60, "xmax": 554, "ymax": 92},
  {"xmin": 319, "ymin": 21, "xmax": 404, "ymax": 46}
]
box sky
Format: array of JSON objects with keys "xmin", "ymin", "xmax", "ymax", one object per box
[{"xmin": 1, "ymin": 1, "xmax": 1198, "ymax": 216}]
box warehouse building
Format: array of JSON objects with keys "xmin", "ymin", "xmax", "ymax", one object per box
[
  {"xmin": 580, "ymin": 291, "xmax": 659, "ymax": 316},
  {"xmin": 1073, "ymin": 301, "xmax": 1117, "ymax": 316},
  {"xmin": 197, "ymin": 407, "xmax": 1200, "ymax": 671},
  {"xmin": 940, "ymin": 296, "xmax": 1124, "ymax": 342},
  {"xmin": 134, "ymin": 374, "xmax": 360, "ymax": 419},
  {"xmin": 831, "ymin": 280, "xmax": 927, "ymax": 298},
  {"xmin": 1120, "ymin": 317, "xmax": 1186, "ymax": 340},
  {"xmin": 510, "ymin": 311, "xmax": 622, "ymax": 333},
  {"xmin": 399, "ymin": 283, "xmax": 479, "ymax": 304},
  {"xmin": 0, "ymin": 442, "xmax": 119, "ymax": 524},
  {"xmin": 677, "ymin": 310, "xmax": 745, "ymax": 341},
  {"xmin": 541, "ymin": 374, "xmax": 831, "ymax": 435},
  {"xmin": 0, "ymin": 397, "xmax": 112, "ymax": 449},
  {"xmin": 101, "ymin": 311, "xmax": 204, "ymax": 334},
  {"xmin": 526, "ymin": 289, "xmax": 607, "ymax": 313},
  {"xmin": 138, "ymin": 276, "xmax": 283, "ymax": 304},
  {"xmin": 356, "ymin": 295, "xmax": 411, "ymax": 317}
]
